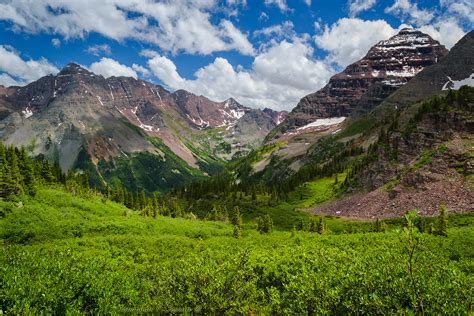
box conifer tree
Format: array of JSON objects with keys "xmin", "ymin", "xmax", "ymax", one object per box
[
  {"xmin": 233, "ymin": 224, "xmax": 241, "ymax": 239},
  {"xmin": 309, "ymin": 218, "xmax": 317, "ymax": 232},
  {"xmin": 436, "ymin": 204, "xmax": 448, "ymax": 237},
  {"xmin": 296, "ymin": 218, "xmax": 305, "ymax": 231},
  {"xmin": 230, "ymin": 206, "xmax": 242, "ymax": 227},
  {"xmin": 138, "ymin": 189, "xmax": 146, "ymax": 210},
  {"xmin": 2, "ymin": 147, "xmax": 23, "ymax": 197},
  {"xmin": 257, "ymin": 214, "xmax": 273, "ymax": 234},
  {"xmin": 317, "ymin": 218, "xmax": 325, "ymax": 235}
]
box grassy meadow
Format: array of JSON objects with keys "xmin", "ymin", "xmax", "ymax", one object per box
[{"xmin": 1, "ymin": 186, "xmax": 472, "ymax": 314}]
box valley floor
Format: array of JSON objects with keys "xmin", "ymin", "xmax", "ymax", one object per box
[{"xmin": 1, "ymin": 187, "xmax": 473, "ymax": 314}]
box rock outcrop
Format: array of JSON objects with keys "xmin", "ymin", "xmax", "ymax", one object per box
[{"xmin": 276, "ymin": 28, "xmax": 449, "ymax": 136}]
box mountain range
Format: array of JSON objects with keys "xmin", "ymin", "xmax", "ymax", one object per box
[
  {"xmin": 229, "ymin": 28, "xmax": 473, "ymax": 218},
  {"xmin": 0, "ymin": 28, "xmax": 473, "ymax": 217},
  {"xmin": 0, "ymin": 64, "xmax": 286, "ymax": 191}
]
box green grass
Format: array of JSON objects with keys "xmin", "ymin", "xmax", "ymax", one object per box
[
  {"xmin": 287, "ymin": 173, "xmax": 347, "ymax": 208},
  {"xmin": 1, "ymin": 187, "xmax": 473, "ymax": 314},
  {"xmin": 335, "ymin": 117, "xmax": 376, "ymax": 140}
]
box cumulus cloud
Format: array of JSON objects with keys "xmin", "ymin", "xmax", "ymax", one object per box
[
  {"xmin": 419, "ymin": 18, "xmax": 467, "ymax": 49},
  {"xmin": 264, "ymin": 0, "xmax": 289, "ymax": 12},
  {"xmin": 146, "ymin": 37, "xmax": 334, "ymax": 110},
  {"xmin": 0, "ymin": 73, "xmax": 22, "ymax": 86},
  {"xmin": 0, "ymin": 0, "xmax": 253, "ymax": 56},
  {"xmin": 132, "ymin": 64, "xmax": 151, "ymax": 77},
  {"xmin": 253, "ymin": 21, "xmax": 295, "ymax": 40},
  {"xmin": 146, "ymin": 54, "xmax": 185, "ymax": 87},
  {"xmin": 314, "ymin": 18, "xmax": 400, "ymax": 67},
  {"xmin": 440, "ymin": 0, "xmax": 473, "ymax": 23},
  {"xmin": 86, "ymin": 44, "xmax": 111, "ymax": 56},
  {"xmin": 348, "ymin": 0, "xmax": 377, "ymax": 17},
  {"xmin": 383, "ymin": 0, "xmax": 467, "ymax": 49},
  {"xmin": 51, "ymin": 38, "xmax": 61, "ymax": 48},
  {"xmin": 384, "ymin": 0, "xmax": 434, "ymax": 25},
  {"xmin": 89, "ymin": 58, "xmax": 137, "ymax": 78},
  {"xmin": 0, "ymin": 45, "xmax": 59, "ymax": 86}
]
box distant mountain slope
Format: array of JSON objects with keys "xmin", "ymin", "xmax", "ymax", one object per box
[
  {"xmin": 271, "ymin": 28, "xmax": 448, "ymax": 140},
  {"xmin": 0, "ymin": 64, "xmax": 286, "ymax": 192},
  {"xmin": 200, "ymin": 30, "xmax": 473, "ymax": 218},
  {"xmin": 376, "ymin": 30, "xmax": 474, "ymax": 111}
]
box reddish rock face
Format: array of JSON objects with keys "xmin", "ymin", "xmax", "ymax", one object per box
[
  {"xmin": 172, "ymin": 91, "xmax": 249, "ymax": 128},
  {"xmin": 279, "ymin": 28, "xmax": 449, "ymax": 133}
]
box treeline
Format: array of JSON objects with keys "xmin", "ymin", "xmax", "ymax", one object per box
[
  {"xmin": 178, "ymin": 86, "xmax": 474, "ymax": 211},
  {"xmin": 340, "ymin": 86, "xmax": 474, "ymax": 190},
  {"xmin": 179, "ymin": 138, "xmax": 365, "ymax": 203},
  {"xmin": 0, "ymin": 144, "xmax": 62, "ymax": 198},
  {"xmin": 0, "ymin": 142, "xmax": 188, "ymax": 220}
]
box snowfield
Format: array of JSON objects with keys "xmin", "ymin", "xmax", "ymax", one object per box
[
  {"xmin": 442, "ymin": 73, "xmax": 474, "ymax": 90},
  {"xmin": 297, "ymin": 117, "xmax": 346, "ymax": 131}
]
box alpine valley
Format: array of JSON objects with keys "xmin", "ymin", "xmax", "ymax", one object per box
[
  {"xmin": 1, "ymin": 21, "xmax": 474, "ymax": 314},
  {"xmin": 0, "ymin": 64, "xmax": 287, "ymax": 192}
]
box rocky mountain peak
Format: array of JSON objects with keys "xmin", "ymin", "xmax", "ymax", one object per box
[
  {"xmin": 273, "ymin": 28, "xmax": 449, "ymax": 138},
  {"xmin": 58, "ymin": 63, "xmax": 93, "ymax": 76}
]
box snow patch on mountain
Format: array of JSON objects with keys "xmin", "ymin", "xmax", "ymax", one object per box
[
  {"xmin": 442, "ymin": 73, "xmax": 474, "ymax": 90},
  {"xmin": 297, "ymin": 117, "xmax": 346, "ymax": 131},
  {"xmin": 22, "ymin": 106, "xmax": 33, "ymax": 118}
]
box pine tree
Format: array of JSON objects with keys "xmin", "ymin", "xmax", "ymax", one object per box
[
  {"xmin": 427, "ymin": 222, "xmax": 435, "ymax": 234},
  {"xmin": 2, "ymin": 147, "xmax": 23, "ymax": 197},
  {"xmin": 257, "ymin": 214, "xmax": 273, "ymax": 234},
  {"xmin": 317, "ymin": 218, "xmax": 325, "ymax": 235},
  {"xmin": 230, "ymin": 206, "xmax": 242, "ymax": 227},
  {"xmin": 138, "ymin": 189, "xmax": 146, "ymax": 210},
  {"xmin": 291, "ymin": 225, "xmax": 297, "ymax": 237},
  {"xmin": 152, "ymin": 193, "xmax": 159, "ymax": 215},
  {"xmin": 233, "ymin": 224, "xmax": 241, "ymax": 239},
  {"xmin": 296, "ymin": 218, "xmax": 305, "ymax": 231},
  {"xmin": 309, "ymin": 218, "xmax": 317, "ymax": 232},
  {"xmin": 374, "ymin": 219, "xmax": 382, "ymax": 232},
  {"xmin": 435, "ymin": 204, "xmax": 448, "ymax": 237}
]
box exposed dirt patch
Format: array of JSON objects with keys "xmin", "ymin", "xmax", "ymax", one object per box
[{"xmin": 304, "ymin": 178, "xmax": 473, "ymax": 219}]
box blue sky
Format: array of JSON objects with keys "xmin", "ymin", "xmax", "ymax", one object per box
[{"xmin": 0, "ymin": 0, "xmax": 472, "ymax": 110}]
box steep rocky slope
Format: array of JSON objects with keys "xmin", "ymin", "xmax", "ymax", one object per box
[
  {"xmin": 225, "ymin": 30, "xmax": 473, "ymax": 218},
  {"xmin": 272, "ymin": 28, "xmax": 448, "ymax": 139},
  {"xmin": 377, "ymin": 30, "xmax": 474, "ymax": 111},
  {"xmin": 0, "ymin": 64, "xmax": 285, "ymax": 191}
]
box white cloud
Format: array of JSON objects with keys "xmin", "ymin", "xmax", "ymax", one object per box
[
  {"xmin": 418, "ymin": 18, "xmax": 466, "ymax": 49},
  {"xmin": 132, "ymin": 64, "xmax": 150, "ymax": 77},
  {"xmin": 383, "ymin": 0, "xmax": 467, "ymax": 49},
  {"xmin": 51, "ymin": 38, "xmax": 61, "ymax": 48},
  {"xmin": 253, "ymin": 21, "xmax": 295, "ymax": 39},
  {"xmin": 440, "ymin": 0, "xmax": 474, "ymax": 23},
  {"xmin": 304, "ymin": 0, "xmax": 312, "ymax": 6},
  {"xmin": 258, "ymin": 12, "xmax": 269, "ymax": 21},
  {"xmin": 147, "ymin": 54, "xmax": 185, "ymax": 87},
  {"xmin": 86, "ymin": 44, "xmax": 111, "ymax": 56},
  {"xmin": 384, "ymin": 0, "xmax": 434, "ymax": 25},
  {"xmin": 89, "ymin": 58, "xmax": 137, "ymax": 78},
  {"xmin": 0, "ymin": 73, "xmax": 22, "ymax": 86},
  {"xmin": 220, "ymin": 20, "xmax": 254, "ymax": 55},
  {"xmin": 0, "ymin": 0, "xmax": 253, "ymax": 56},
  {"xmin": 0, "ymin": 45, "xmax": 59, "ymax": 86},
  {"xmin": 348, "ymin": 0, "xmax": 377, "ymax": 17},
  {"xmin": 0, "ymin": 4, "xmax": 27, "ymax": 26},
  {"xmin": 146, "ymin": 37, "xmax": 334, "ymax": 110},
  {"xmin": 314, "ymin": 18, "xmax": 400, "ymax": 67},
  {"xmin": 264, "ymin": 0, "xmax": 289, "ymax": 12}
]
